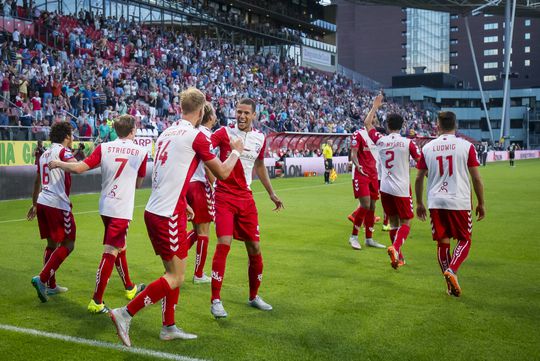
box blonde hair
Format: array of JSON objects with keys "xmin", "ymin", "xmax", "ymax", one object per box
[
  {"xmin": 202, "ymin": 101, "xmax": 215, "ymax": 126},
  {"xmin": 180, "ymin": 87, "xmax": 206, "ymax": 115}
]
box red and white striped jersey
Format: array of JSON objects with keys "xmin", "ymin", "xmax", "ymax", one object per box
[
  {"xmin": 369, "ymin": 129, "xmax": 420, "ymax": 197},
  {"xmin": 351, "ymin": 128, "xmax": 378, "ymax": 179},
  {"xmin": 146, "ymin": 120, "xmax": 215, "ymax": 217},
  {"xmin": 417, "ymin": 134, "xmax": 480, "ymax": 210},
  {"xmin": 37, "ymin": 143, "xmax": 74, "ymax": 211},
  {"xmin": 211, "ymin": 124, "xmax": 266, "ymax": 198},
  {"xmin": 83, "ymin": 139, "xmax": 148, "ymax": 220},
  {"xmin": 190, "ymin": 125, "xmax": 213, "ymax": 184}
]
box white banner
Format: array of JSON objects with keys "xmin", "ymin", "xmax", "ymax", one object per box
[
  {"xmin": 486, "ymin": 150, "xmax": 540, "ymax": 162},
  {"xmin": 133, "ymin": 137, "xmax": 154, "ymax": 158},
  {"xmin": 302, "ymin": 46, "xmax": 332, "ymax": 67},
  {"xmin": 282, "ymin": 156, "xmax": 349, "ymax": 177}
]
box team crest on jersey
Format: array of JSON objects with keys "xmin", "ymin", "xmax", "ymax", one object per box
[{"xmin": 351, "ymin": 139, "xmax": 358, "ymax": 146}]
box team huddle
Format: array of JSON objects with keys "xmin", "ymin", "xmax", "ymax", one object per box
[{"xmin": 26, "ymin": 90, "xmax": 484, "ymax": 347}]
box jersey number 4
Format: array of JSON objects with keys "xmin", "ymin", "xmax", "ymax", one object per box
[{"xmin": 436, "ymin": 155, "xmax": 453, "ymax": 176}]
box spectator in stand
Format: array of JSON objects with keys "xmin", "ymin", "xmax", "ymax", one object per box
[
  {"xmin": 0, "ymin": 109, "xmax": 9, "ymax": 140},
  {"xmin": 98, "ymin": 118, "xmax": 110, "ymax": 143},
  {"xmin": 30, "ymin": 91, "xmax": 43, "ymax": 122}
]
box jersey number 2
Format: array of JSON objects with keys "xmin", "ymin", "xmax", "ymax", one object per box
[
  {"xmin": 436, "ymin": 155, "xmax": 453, "ymax": 176},
  {"xmin": 385, "ymin": 150, "xmax": 394, "ymax": 169}
]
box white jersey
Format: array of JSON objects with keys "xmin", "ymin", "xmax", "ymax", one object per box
[
  {"xmin": 37, "ymin": 143, "xmax": 74, "ymax": 211},
  {"xmin": 368, "ymin": 129, "xmax": 420, "ymax": 197},
  {"xmin": 146, "ymin": 120, "xmax": 215, "ymax": 217},
  {"xmin": 83, "ymin": 139, "xmax": 148, "ymax": 220},
  {"xmin": 190, "ymin": 125, "xmax": 213, "ymax": 183},
  {"xmin": 417, "ymin": 134, "xmax": 480, "ymax": 210},
  {"xmin": 211, "ymin": 124, "xmax": 266, "ymax": 197}
]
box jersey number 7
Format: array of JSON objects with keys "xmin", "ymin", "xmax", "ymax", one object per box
[{"xmin": 114, "ymin": 158, "xmax": 128, "ymax": 179}]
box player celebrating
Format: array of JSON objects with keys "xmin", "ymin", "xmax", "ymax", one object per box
[
  {"xmin": 364, "ymin": 95, "xmax": 421, "ymax": 269},
  {"xmin": 109, "ymin": 88, "xmax": 244, "ymax": 346},
  {"xmin": 348, "ymin": 96, "xmax": 385, "ymax": 250},
  {"xmin": 28, "ymin": 122, "xmax": 76, "ymax": 302},
  {"xmin": 415, "ymin": 111, "xmax": 485, "ymax": 296},
  {"xmin": 186, "ymin": 102, "xmax": 217, "ymax": 284},
  {"xmin": 49, "ymin": 115, "xmax": 148, "ymax": 313},
  {"xmin": 209, "ymin": 98, "xmax": 284, "ymax": 319}
]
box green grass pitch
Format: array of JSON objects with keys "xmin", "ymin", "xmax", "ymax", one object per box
[{"xmin": 0, "ymin": 159, "xmax": 539, "ymax": 361}]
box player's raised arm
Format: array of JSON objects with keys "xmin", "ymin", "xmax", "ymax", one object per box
[
  {"xmin": 364, "ymin": 93, "xmax": 384, "ymax": 131},
  {"xmin": 255, "ymin": 158, "xmax": 284, "ymax": 211},
  {"xmin": 204, "ymin": 137, "xmax": 244, "ymax": 180}
]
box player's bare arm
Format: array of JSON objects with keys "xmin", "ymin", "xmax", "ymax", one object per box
[
  {"xmin": 186, "ymin": 204, "xmax": 195, "ymax": 221},
  {"xmin": 204, "ymin": 165, "xmax": 216, "ymax": 190},
  {"xmin": 415, "ymin": 169, "xmax": 428, "ymax": 221},
  {"xmin": 49, "ymin": 158, "xmax": 88, "ymax": 174},
  {"xmin": 469, "ymin": 166, "xmax": 485, "ymax": 221},
  {"xmin": 364, "ymin": 93, "xmax": 384, "ymax": 131},
  {"xmin": 136, "ymin": 176, "xmax": 144, "ymax": 189},
  {"xmin": 350, "ymin": 150, "xmax": 368, "ymax": 177},
  {"xmin": 205, "ymin": 137, "xmax": 244, "ymax": 180},
  {"xmin": 255, "ymin": 158, "xmax": 284, "ymax": 211},
  {"xmin": 27, "ymin": 173, "xmax": 41, "ymax": 221}
]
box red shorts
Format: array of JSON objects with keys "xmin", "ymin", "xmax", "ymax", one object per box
[
  {"xmin": 429, "ymin": 209, "xmax": 472, "ymax": 242},
  {"xmin": 186, "ymin": 181, "xmax": 214, "ymax": 224},
  {"xmin": 144, "ymin": 210, "xmax": 188, "ymax": 261},
  {"xmin": 215, "ymin": 192, "xmax": 259, "ymax": 242},
  {"xmin": 101, "ymin": 216, "xmax": 130, "ymax": 248},
  {"xmin": 37, "ymin": 203, "xmax": 76, "ymax": 243},
  {"xmin": 380, "ymin": 192, "xmax": 414, "ymax": 220},
  {"xmin": 352, "ymin": 174, "xmax": 379, "ymax": 200}
]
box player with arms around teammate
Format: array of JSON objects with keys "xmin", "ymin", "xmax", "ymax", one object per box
[
  {"xmin": 28, "ymin": 122, "xmax": 76, "ymax": 302},
  {"xmin": 109, "ymin": 88, "xmax": 244, "ymax": 346},
  {"xmin": 186, "ymin": 102, "xmax": 218, "ymax": 284},
  {"xmin": 415, "ymin": 111, "xmax": 485, "ymax": 296},
  {"xmin": 348, "ymin": 96, "xmax": 385, "ymax": 250},
  {"xmin": 364, "ymin": 95, "xmax": 421, "ymax": 269},
  {"xmin": 209, "ymin": 98, "xmax": 284, "ymax": 319},
  {"xmin": 49, "ymin": 115, "xmax": 148, "ymax": 313}
]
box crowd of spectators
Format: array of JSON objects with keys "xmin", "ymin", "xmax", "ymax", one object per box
[{"xmin": 0, "ymin": 6, "xmax": 436, "ymax": 144}]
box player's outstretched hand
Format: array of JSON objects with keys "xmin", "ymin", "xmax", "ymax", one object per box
[
  {"xmin": 416, "ymin": 203, "xmax": 427, "ymax": 221},
  {"xmin": 230, "ymin": 137, "xmax": 245, "ymax": 154},
  {"xmin": 476, "ymin": 204, "xmax": 485, "ymax": 221},
  {"xmin": 270, "ymin": 193, "xmax": 284, "ymax": 212},
  {"xmin": 373, "ymin": 93, "xmax": 384, "ymax": 109},
  {"xmin": 186, "ymin": 204, "xmax": 195, "ymax": 221},
  {"xmin": 27, "ymin": 205, "xmax": 37, "ymax": 221},
  {"xmin": 48, "ymin": 160, "xmax": 60, "ymax": 169}
]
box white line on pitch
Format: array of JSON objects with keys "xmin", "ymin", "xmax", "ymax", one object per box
[
  {"xmin": 0, "ymin": 181, "xmax": 348, "ymax": 224},
  {"xmin": 0, "ymin": 324, "xmax": 208, "ymax": 361}
]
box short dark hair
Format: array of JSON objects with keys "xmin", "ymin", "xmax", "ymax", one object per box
[
  {"xmin": 49, "ymin": 122, "xmax": 72, "ymax": 144},
  {"xmin": 202, "ymin": 102, "xmax": 215, "ymax": 126},
  {"xmin": 113, "ymin": 115, "xmax": 135, "ymax": 138},
  {"xmin": 238, "ymin": 98, "xmax": 256, "ymax": 113},
  {"xmin": 386, "ymin": 113, "xmax": 404, "ymax": 131},
  {"xmin": 438, "ymin": 111, "xmax": 457, "ymax": 131}
]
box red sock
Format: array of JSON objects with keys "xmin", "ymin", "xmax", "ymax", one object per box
[
  {"xmin": 437, "ymin": 242, "xmax": 451, "ymax": 273},
  {"xmin": 248, "ymin": 253, "xmax": 263, "ymax": 300},
  {"xmin": 211, "ymin": 243, "xmax": 230, "ymax": 301},
  {"xmin": 383, "ymin": 213, "xmax": 389, "ymax": 226},
  {"xmin": 161, "ymin": 287, "xmax": 180, "ymax": 326},
  {"xmin": 365, "ymin": 210, "xmax": 375, "ymax": 239},
  {"xmin": 393, "ymin": 224, "xmax": 410, "ymax": 253},
  {"xmin": 93, "ymin": 253, "xmax": 116, "ymax": 304},
  {"xmin": 389, "ymin": 228, "xmax": 397, "ymax": 244},
  {"xmin": 194, "ymin": 235, "xmax": 209, "ymax": 278},
  {"xmin": 352, "ymin": 207, "xmax": 368, "ymax": 236},
  {"xmin": 187, "ymin": 230, "xmax": 197, "ymax": 249},
  {"xmin": 43, "ymin": 247, "xmax": 57, "ymax": 288},
  {"xmin": 115, "ymin": 250, "xmax": 134, "ymax": 290},
  {"xmin": 127, "ymin": 277, "xmax": 171, "ymax": 316},
  {"xmin": 449, "ymin": 240, "xmax": 471, "ymax": 274},
  {"xmin": 39, "ymin": 246, "xmax": 70, "ymax": 283}
]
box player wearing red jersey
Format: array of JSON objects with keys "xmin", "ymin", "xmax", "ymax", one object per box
[
  {"xmin": 28, "ymin": 122, "xmax": 77, "ymax": 302},
  {"xmin": 209, "ymin": 98, "xmax": 284, "ymax": 319},
  {"xmin": 364, "ymin": 96, "xmax": 421, "ymax": 269},
  {"xmin": 348, "ymin": 96, "xmax": 385, "ymax": 250},
  {"xmin": 185, "ymin": 102, "xmax": 217, "ymax": 284},
  {"xmin": 50, "ymin": 115, "xmax": 148, "ymax": 313},
  {"xmin": 415, "ymin": 111, "xmax": 485, "ymax": 296},
  {"xmin": 109, "ymin": 88, "xmax": 244, "ymax": 347}
]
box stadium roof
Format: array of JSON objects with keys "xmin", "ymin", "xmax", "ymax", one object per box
[{"xmin": 344, "ymin": 1, "xmax": 540, "ymax": 17}]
